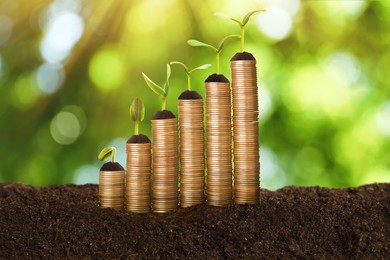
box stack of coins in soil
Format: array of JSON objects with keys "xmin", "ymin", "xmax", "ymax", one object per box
[
  {"xmin": 178, "ymin": 90, "xmax": 205, "ymax": 207},
  {"xmin": 151, "ymin": 110, "xmax": 178, "ymax": 213},
  {"xmin": 126, "ymin": 135, "xmax": 151, "ymax": 213},
  {"xmin": 231, "ymin": 52, "xmax": 260, "ymax": 204},
  {"xmin": 205, "ymin": 74, "xmax": 233, "ymax": 206},
  {"xmin": 99, "ymin": 162, "xmax": 125, "ymax": 209}
]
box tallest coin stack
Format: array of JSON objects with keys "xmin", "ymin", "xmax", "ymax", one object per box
[{"xmin": 231, "ymin": 54, "xmax": 260, "ymax": 204}]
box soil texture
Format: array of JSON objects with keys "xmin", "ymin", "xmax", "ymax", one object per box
[
  {"xmin": 127, "ymin": 134, "xmax": 151, "ymax": 144},
  {"xmin": 205, "ymin": 73, "xmax": 230, "ymax": 83},
  {"xmin": 100, "ymin": 162, "xmax": 124, "ymax": 171},
  {"xmin": 0, "ymin": 183, "xmax": 389, "ymax": 258},
  {"xmin": 152, "ymin": 110, "xmax": 176, "ymax": 120},
  {"xmin": 178, "ymin": 90, "xmax": 202, "ymax": 100},
  {"xmin": 231, "ymin": 52, "xmax": 256, "ymax": 61}
]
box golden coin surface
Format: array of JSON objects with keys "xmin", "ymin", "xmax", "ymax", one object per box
[
  {"xmin": 231, "ymin": 59, "xmax": 260, "ymax": 205},
  {"xmin": 151, "ymin": 118, "xmax": 178, "ymax": 213},
  {"xmin": 205, "ymin": 81, "xmax": 233, "ymax": 206},
  {"xmin": 99, "ymin": 170, "xmax": 125, "ymax": 210}
]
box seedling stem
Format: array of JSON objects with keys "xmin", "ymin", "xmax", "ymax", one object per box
[{"xmin": 170, "ymin": 61, "xmax": 211, "ymax": 91}]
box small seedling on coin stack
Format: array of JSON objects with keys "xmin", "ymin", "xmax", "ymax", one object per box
[
  {"xmin": 126, "ymin": 98, "xmax": 152, "ymax": 213},
  {"xmin": 217, "ymin": 9, "xmax": 265, "ymax": 204},
  {"xmin": 215, "ymin": 10, "xmax": 266, "ymax": 53},
  {"xmin": 98, "ymin": 146, "xmax": 125, "ymax": 209},
  {"xmin": 170, "ymin": 61, "xmax": 211, "ymax": 207},
  {"xmin": 187, "ymin": 35, "xmax": 240, "ymax": 76},
  {"xmin": 142, "ymin": 65, "xmax": 178, "ymax": 213}
]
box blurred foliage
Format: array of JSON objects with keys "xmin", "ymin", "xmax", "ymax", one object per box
[{"xmin": 0, "ymin": 0, "xmax": 389, "ymax": 188}]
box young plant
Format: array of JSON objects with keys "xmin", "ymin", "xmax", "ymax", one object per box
[
  {"xmin": 130, "ymin": 98, "xmax": 145, "ymax": 135},
  {"xmin": 142, "ymin": 64, "xmax": 171, "ymax": 111},
  {"xmin": 98, "ymin": 147, "xmax": 117, "ymax": 163},
  {"xmin": 187, "ymin": 35, "xmax": 240, "ymax": 74},
  {"xmin": 170, "ymin": 62, "xmax": 211, "ymax": 91},
  {"xmin": 215, "ymin": 9, "xmax": 266, "ymax": 52}
]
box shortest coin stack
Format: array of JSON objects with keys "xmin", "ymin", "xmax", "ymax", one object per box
[
  {"xmin": 126, "ymin": 141, "xmax": 151, "ymax": 213},
  {"xmin": 99, "ymin": 170, "xmax": 125, "ymax": 209}
]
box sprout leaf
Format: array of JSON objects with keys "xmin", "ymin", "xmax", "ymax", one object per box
[
  {"xmin": 130, "ymin": 98, "xmax": 145, "ymax": 123},
  {"xmin": 214, "ymin": 12, "xmax": 242, "ymax": 25},
  {"xmin": 98, "ymin": 147, "xmax": 116, "ymax": 162},
  {"xmin": 142, "ymin": 72, "xmax": 165, "ymax": 98},
  {"xmin": 217, "ymin": 34, "xmax": 241, "ymax": 53},
  {"xmin": 166, "ymin": 64, "xmax": 171, "ymax": 83},
  {"xmin": 170, "ymin": 61, "xmax": 189, "ymax": 75},
  {"xmin": 188, "ymin": 64, "xmax": 212, "ymax": 74},
  {"xmin": 242, "ymin": 9, "xmax": 266, "ymax": 25},
  {"xmin": 187, "ymin": 40, "xmax": 218, "ymax": 52}
]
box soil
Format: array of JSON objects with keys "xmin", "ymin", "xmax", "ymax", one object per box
[
  {"xmin": 231, "ymin": 52, "xmax": 256, "ymax": 61},
  {"xmin": 205, "ymin": 73, "xmax": 230, "ymax": 83},
  {"xmin": 127, "ymin": 134, "xmax": 151, "ymax": 144},
  {"xmin": 152, "ymin": 110, "xmax": 176, "ymax": 120},
  {"xmin": 178, "ymin": 90, "xmax": 202, "ymax": 100},
  {"xmin": 0, "ymin": 183, "xmax": 388, "ymax": 258},
  {"xmin": 100, "ymin": 162, "xmax": 124, "ymax": 171}
]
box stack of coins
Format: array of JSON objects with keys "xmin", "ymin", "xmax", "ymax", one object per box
[
  {"xmin": 205, "ymin": 82, "xmax": 233, "ymax": 206},
  {"xmin": 231, "ymin": 59, "xmax": 260, "ymax": 204},
  {"xmin": 178, "ymin": 99, "xmax": 205, "ymax": 207},
  {"xmin": 151, "ymin": 118, "xmax": 178, "ymax": 213},
  {"xmin": 99, "ymin": 170, "xmax": 125, "ymax": 209},
  {"xmin": 126, "ymin": 143, "xmax": 151, "ymax": 213}
]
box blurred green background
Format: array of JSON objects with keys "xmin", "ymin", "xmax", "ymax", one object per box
[{"xmin": 0, "ymin": 0, "xmax": 389, "ymax": 189}]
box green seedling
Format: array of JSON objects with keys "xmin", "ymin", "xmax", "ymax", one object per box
[
  {"xmin": 130, "ymin": 97, "xmax": 145, "ymax": 135},
  {"xmin": 142, "ymin": 64, "xmax": 171, "ymax": 111},
  {"xmin": 215, "ymin": 9, "xmax": 266, "ymax": 52},
  {"xmin": 170, "ymin": 62, "xmax": 211, "ymax": 91},
  {"xmin": 187, "ymin": 35, "xmax": 240, "ymax": 74},
  {"xmin": 98, "ymin": 147, "xmax": 117, "ymax": 163}
]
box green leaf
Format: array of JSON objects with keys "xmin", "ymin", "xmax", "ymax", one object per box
[
  {"xmin": 188, "ymin": 64, "xmax": 212, "ymax": 74},
  {"xmin": 242, "ymin": 9, "xmax": 266, "ymax": 26},
  {"xmin": 217, "ymin": 34, "xmax": 241, "ymax": 53},
  {"xmin": 142, "ymin": 72, "xmax": 165, "ymax": 98},
  {"xmin": 214, "ymin": 12, "xmax": 242, "ymax": 25},
  {"xmin": 130, "ymin": 98, "xmax": 145, "ymax": 123},
  {"xmin": 98, "ymin": 147, "xmax": 115, "ymax": 162},
  {"xmin": 187, "ymin": 40, "xmax": 218, "ymax": 52},
  {"xmin": 166, "ymin": 64, "xmax": 171, "ymax": 83},
  {"xmin": 163, "ymin": 64, "xmax": 171, "ymax": 97},
  {"xmin": 170, "ymin": 61, "xmax": 189, "ymax": 75}
]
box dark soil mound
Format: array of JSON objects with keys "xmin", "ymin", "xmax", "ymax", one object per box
[
  {"xmin": 178, "ymin": 90, "xmax": 202, "ymax": 100},
  {"xmin": 0, "ymin": 183, "xmax": 389, "ymax": 258},
  {"xmin": 100, "ymin": 162, "xmax": 124, "ymax": 171},
  {"xmin": 152, "ymin": 110, "xmax": 176, "ymax": 120},
  {"xmin": 127, "ymin": 134, "xmax": 151, "ymax": 143},
  {"xmin": 205, "ymin": 73, "xmax": 230, "ymax": 83},
  {"xmin": 231, "ymin": 52, "xmax": 256, "ymax": 61}
]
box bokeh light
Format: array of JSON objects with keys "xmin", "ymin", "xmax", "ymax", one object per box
[
  {"xmin": 256, "ymin": 6, "xmax": 292, "ymax": 40},
  {"xmin": 50, "ymin": 105, "xmax": 86, "ymax": 145},
  {"xmin": 89, "ymin": 47, "xmax": 125, "ymax": 92},
  {"xmin": 36, "ymin": 63, "xmax": 65, "ymax": 94}
]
